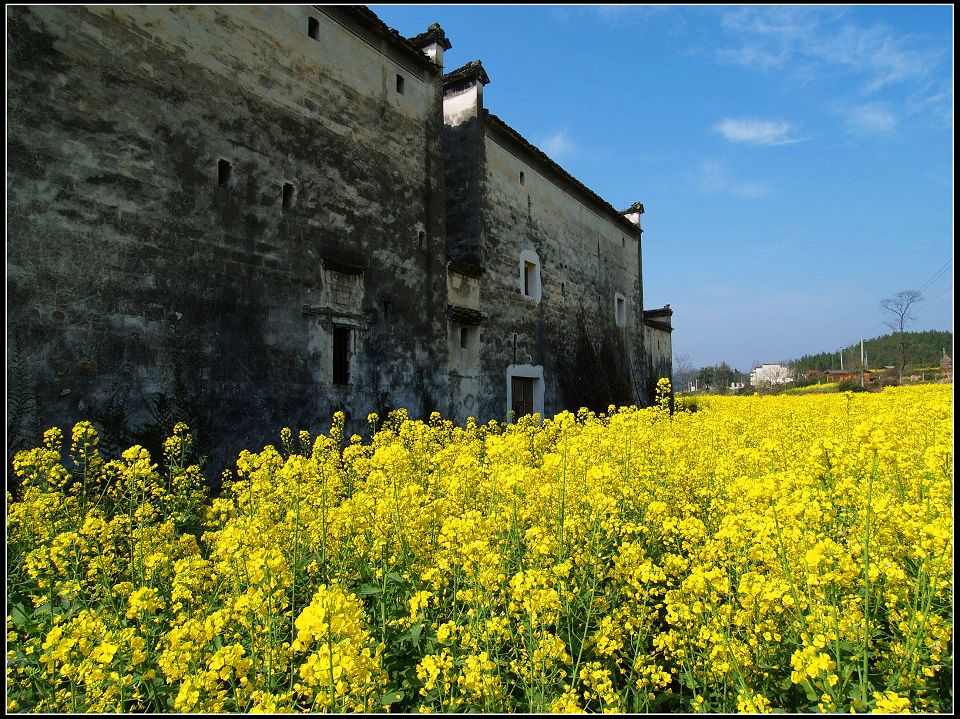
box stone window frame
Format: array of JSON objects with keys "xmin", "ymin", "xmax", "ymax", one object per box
[
  {"xmin": 519, "ymin": 249, "xmax": 542, "ymax": 303},
  {"xmin": 614, "ymin": 292, "xmax": 627, "ymax": 327}
]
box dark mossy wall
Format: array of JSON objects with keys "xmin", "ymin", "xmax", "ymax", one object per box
[{"xmin": 7, "ymin": 6, "xmax": 448, "ymax": 471}]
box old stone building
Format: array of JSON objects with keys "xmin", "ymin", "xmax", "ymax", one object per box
[
  {"xmin": 643, "ymin": 305, "xmax": 674, "ymax": 388},
  {"xmin": 440, "ymin": 61, "xmax": 668, "ymax": 422},
  {"xmin": 7, "ymin": 5, "xmax": 672, "ymax": 468}
]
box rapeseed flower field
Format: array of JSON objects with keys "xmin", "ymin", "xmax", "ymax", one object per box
[{"xmin": 6, "ymin": 383, "xmax": 953, "ymax": 713}]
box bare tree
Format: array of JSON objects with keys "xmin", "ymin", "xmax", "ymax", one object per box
[
  {"xmin": 672, "ymin": 353, "xmax": 696, "ymax": 392},
  {"xmin": 880, "ymin": 290, "xmax": 924, "ymax": 383}
]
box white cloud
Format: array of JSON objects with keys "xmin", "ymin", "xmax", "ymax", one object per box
[
  {"xmin": 906, "ymin": 81, "xmax": 954, "ymax": 128},
  {"xmin": 590, "ymin": 5, "xmax": 674, "ymax": 23},
  {"xmin": 537, "ymin": 130, "xmax": 577, "ymax": 161},
  {"xmin": 712, "ymin": 117, "xmax": 806, "ymax": 145},
  {"xmin": 695, "ymin": 161, "xmax": 770, "ymax": 199},
  {"xmin": 817, "ymin": 23, "xmax": 937, "ymax": 93},
  {"xmin": 717, "ymin": 7, "xmax": 943, "ymax": 94},
  {"xmin": 842, "ymin": 103, "xmax": 897, "ymax": 136}
]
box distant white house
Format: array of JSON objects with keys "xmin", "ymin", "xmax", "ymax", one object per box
[
  {"xmin": 730, "ymin": 381, "xmax": 746, "ymax": 391},
  {"xmin": 750, "ymin": 363, "xmax": 794, "ymax": 387}
]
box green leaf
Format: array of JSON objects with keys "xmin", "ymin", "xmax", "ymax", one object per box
[
  {"xmin": 356, "ymin": 583, "xmax": 382, "ymax": 596},
  {"xmin": 11, "ymin": 603, "xmax": 30, "ymax": 628},
  {"xmin": 801, "ymin": 679, "xmax": 819, "ymax": 703},
  {"xmin": 836, "ymin": 639, "xmax": 856, "ymax": 654},
  {"xmin": 410, "ymin": 622, "xmax": 423, "ymax": 646},
  {"xmin": 33, "ymin": 601, "xmax": 52, "ymax": 617},
  {"xmin": 386, "ymin": 571, "xmax": 404, "ymax": 585},
  {"xmin": 380, "ymin": 690, "xmax": 404, "ymax": 706}
]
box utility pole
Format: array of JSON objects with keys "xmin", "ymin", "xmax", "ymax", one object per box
[
  {"xmin": 839, "ymin": 349, "xmax": 843, "ymax": 371},
  {"xmin": 860, "ymin": 337, "xmax": 865, "ymax": 388}
]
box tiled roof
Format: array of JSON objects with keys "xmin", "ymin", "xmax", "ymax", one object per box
[
  {"xmin": 448, "ymin": 305, "xmax": 487, "ymax": 325},
  {"xmin": 447, "ymin": 260, "xmax": 485, "ymax": 278},
  {"xmin": 328, "ymin": 6, "xmax": 441, "ymax": 72},
  {"xmin": 643, "ymin": 305, "xmax": 672, "ymax": 319},
  {"xmin": 443, "ymin": 59, "xmax": 491, "ymax": 88},
  {"xmin": 408, "ymin": 23, "xmax": 452, "ymax": 51}
]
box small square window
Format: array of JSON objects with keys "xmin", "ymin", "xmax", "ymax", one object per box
[
  {"xmin": 523, "ymin": 261, "xmax": 535, "ymax": 297},
  {"xmin": 519, "ymin": 171, "xmax": 525, "ymax": 185},
  {"xmin": 333, "ymin": 326, "xmax": 350, "ymax": 385},
  {"xmin": 615, "ymin": 294, "xmax": 627, "ymax": 327},
  {"xmin": 308, "ymin": 17, "xmax": 320, "ymax": 40},
  {"xmin": 282, "ymin": 182, "xmax": 296, "ymax": 209},
  {"xmin": 396, "ymin": 74, "xmax": 405, "ymax": 94},
  {"xmin": 519, "ymin": 251, "xmax": 542, "ymax": 303},
  {"xmin": 460, "ymin": 327, "xmax": 470, "ymax": 349},
  {"xmin": 218, "ymin": 159, "xmax": 233, "ymax": 189}
]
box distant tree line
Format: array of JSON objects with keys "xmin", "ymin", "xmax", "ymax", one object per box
[
  {"xmin": 789, "ymin": 330, "xmax": 952, "ymax": 374},
  {"xmin": 695, "ymin": 362, "xmax": 745, "ymax": 391}
]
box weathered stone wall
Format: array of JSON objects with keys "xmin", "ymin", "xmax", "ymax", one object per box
[
  {"xmin": 445, "ymin": 265, "xmax": 484, "ymax": 423},
  {"xmin": 645, "ymin": 325, "xmax": 673, "ymax": 387},
  {"xmin": 475, "ymin": 120, "xmax": 646, "ymax": 421},
  {"xmin": 7, "ymin": 5, "xmax": 448, "ymax": 470},
  {"xmin": 442, "ymin": 118, "xmax": 484, "ymax": 266}
]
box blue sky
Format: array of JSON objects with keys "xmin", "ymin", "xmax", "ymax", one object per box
[{"xmin": 372, "ymin": 4, "xmax": 954, "ymax": 373}]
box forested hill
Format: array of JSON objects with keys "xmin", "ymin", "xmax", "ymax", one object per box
[{"xmin": 789, "ymin": 330, "xmax": 953, "ymax": 373}]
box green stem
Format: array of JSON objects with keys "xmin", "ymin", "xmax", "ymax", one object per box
[
  {"xmin": 569, "ymin": 519, "xmax": 602, "ymax": 693},
  {"xmin": 290, "ymin": 491, "xmax": 300, "ymax": 694},
  {"xmin": 771, "ymin": 504, "xmax": 808, "ymax": 633},
  {"xmin": 860, "ymin": 451, "xmax": 876, "ymax": 702}
]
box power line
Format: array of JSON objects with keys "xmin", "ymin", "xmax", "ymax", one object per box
[
  {"xmin": 867, "ymin": 259, "xmax": 953, "ymax": 335},
  {"xmin": 916, "ymin": 258, "xmax": 953, "ymax": 295},
  {"xmin": 920, "ymin": 284, "xmax": 953, "ymax": 307}
]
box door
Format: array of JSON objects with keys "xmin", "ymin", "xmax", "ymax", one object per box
[{"xmin": 511, "ymin": 376, "xmax": 535, "ymax": 418}]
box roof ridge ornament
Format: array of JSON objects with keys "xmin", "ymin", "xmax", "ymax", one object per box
[{"xmin": 443, "ymin": 59, "xmax": 491, "ymax": 88}]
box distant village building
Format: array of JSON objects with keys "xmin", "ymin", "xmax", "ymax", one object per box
[
  {"xmin": 824, "ymin": 369, "xmax": 875, "ymax": 384},
  {"xmin": 7, "ymin": 5, "xmax": 671, "ymax": 466},
  {"xmin": 749, "ymin": 363, "xmax": 794, "ymax": 387}
]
